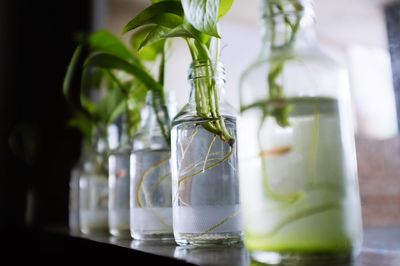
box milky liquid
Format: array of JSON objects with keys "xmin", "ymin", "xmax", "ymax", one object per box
[
  {"xmin": 130, "ymin": 149, "xmax": 173, "ymax": 240},
  {"xmin": 79, "ymin": 175, "xmax": 109, "ymax": 234},
  {"xmin": 239, "ymin": 97, "xmax": 362, "ymax": 255}
]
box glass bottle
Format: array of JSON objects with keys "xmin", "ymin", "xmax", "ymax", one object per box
[
  {"xmin": 68, "ymin": 142, "xmax": 90, "ymax": 234},
  {"xmin": 171, "ymin": 60, "xmax": 242, "ymax": 246},
  {"xmin": 69, "ymin": 159, "xmax": 81, "ymax": 234},
  {"xmin": 239, "ymin": 0, "xmax": 363, "ymax": 264},
  {"xmin": 79, "ymin": 128, "xmax": 111, "ymax": 235},
  {"xmin": 108, "ymin": 121, "xmax": 131, "ymax": 238},
  {"xmin": 130, "ymin": 91, "xmax": 173, "ymax": 241}
]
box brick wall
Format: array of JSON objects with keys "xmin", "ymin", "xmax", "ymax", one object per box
[{"xmin": 356, "ymin": 136, "xmax": 400, "ymax": 226}]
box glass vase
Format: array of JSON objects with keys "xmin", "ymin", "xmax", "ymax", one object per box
[
  {"xmin": 69, "ymin": 161, "xmax": 81, "ymax": 234},
  {"xmin": 171, "ymin": 60, "xmax": 243, "ymax": 246},
  {"xmin": 239, "ymin": 0, "xmax": 363, "ymax": 264},
  {"xmin": 108, "ymin": 125, "xmax": 131, "ymax": 238},
  {"xmin": 79, "ymin": 129, "xmax": 112, "ymax": 235},
  {"xmin": 130, "ymin": 92, "xmax": 173, "ymax": 241}
]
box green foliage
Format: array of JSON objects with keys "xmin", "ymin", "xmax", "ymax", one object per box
[
  {"xmin": 265, "ymin": 0, "xmax": 304, "ymax": 126},
  {"xmin": 123, "ymin": 0, "xmax": 236, "ymax": 144},
  {"xmin": 63, "ymin": 45, "xmax": 83, "ymax": 105},
  {"xmin": 85, "ymin": 53, "xmax": 170, "ymax": 143},
  {"xmin": 130, "ymin": 26, "xmax": 165, "ymax": 61},
  {"xmin": 63, "ymin": 29, "xmax": 170, "ymax": 144},
  {"xmin": 218, "ymin": 0, "xmax": 234, "ymax": 19},
  {"xmin": 181, "ymin": 0, "xmax": 219, "ymax": 37},
  {"xmin": 123, "ymin": 2, "xmax": 184, "ymax": 33},
  {"xmin": 63, "ymin": 0, "xmax": 236, "ymax": 145},
  {"xmin": 90, "ymin": 30, "xmax": 134, "ymax": 61},
  {"xmin": 85, "ymin": 53, "xmax": 164, "ymax": 93}
]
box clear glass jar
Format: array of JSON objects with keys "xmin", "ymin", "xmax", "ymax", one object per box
[
  {"xmin": 108, "ymin": 122, "xmax": 131, "ymax": 238},
  {"xmin": 69, "ymin": 142, "xmax": 90, "ymax": 234},
  {"xmin": 171, "ymin": 60, "xmax": 242, "ymax": 246},
  {"xmin": 239, "ymin": 0, "xmax": 363, "ymax": 264},
  {"xmin": 69, "ymin": 159, "xmax": 82, "ymax": 234},
  {"xmin": 79, "ymin": 129, "xmax": 111, "ymax": 235},
  {"xmin": 130, "ymin": 92, "xmax": 173, "ymax": 241}
]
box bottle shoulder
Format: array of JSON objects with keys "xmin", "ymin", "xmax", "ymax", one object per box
[
  {"xmin": 172, "ymin": 102, "xmax": 238, "ymax": 126},
  {"xmin": 240, "ymin": 46, "xmax": 348, "ymax": 103},
  {"xmin": 244, "ymin": 47, "xmax": 343, "ymax": 74}
]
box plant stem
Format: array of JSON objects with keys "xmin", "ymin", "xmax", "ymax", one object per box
[
  {"xmin": 266, "ymin": 0, "xmax": 304, "ymax": 127},
  {"xmin": 158, "ymin": 44, "xmax": 166, "ymax": 87},
  {"xmin": 187, "ymin": 37, "xmax": 234, "ymax": 145}
]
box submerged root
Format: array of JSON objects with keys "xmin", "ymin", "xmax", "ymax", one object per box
[
  {"xmin": 178, "ymin": 147, "xmax": 234, "ymax": 185},
  {"xmin": 175, "ymin": 125, "xmax": 238, "ymax": 237},
  {"xmin": 136, "ymin": 156, "xmax": 170, "ymax": 208},
  {"xmin": 264, "ymin": 201, "xmax": 340, "ymax": 237},
  {"xmin": 135, "ymin": 156, "xmax": 172, "ymax": 228},
  {"xmin": 198, "ymin": 209, "xmax": 241, "ymax": 237}
]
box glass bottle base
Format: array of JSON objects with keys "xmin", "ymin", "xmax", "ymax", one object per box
[
  {"xmin": 80, "ymin": 226, "xmax": 109, "ymax": 236},
  {"xmin": 110, "ymin": 228, "xmax": 131, "ymax": 239},
  {"xmin": 250, "ymin": 250, "xmax": 356, "ymax": 266},
  {"xmin": 131, "ymin": 231, "xmax": 174, "ymax": 242},
  {"xmin": 175, "ymin": 232, "xmax": 242, "ymax": 247}
]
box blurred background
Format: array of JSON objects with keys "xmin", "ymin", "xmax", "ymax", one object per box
[{"xmin": 0, "ymin": 0, "xmax": 399, "ymax": 244}]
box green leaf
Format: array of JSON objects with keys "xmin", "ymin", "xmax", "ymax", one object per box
[
  {"xmin": 151, "ymin": 0, "xmax": 179, "ymax": 3},
  {"xmin": 138, "ymin": 25, "xmax": 172, "ymax": 50},
  {"xmin": 123, "ymin": 2, "xmax": 184, "ymax": 33},
  {"xmin": 218, "ymin": 0, "xmax": 234, "ymax": 18},
  {"xmin": 94, "ymin": 85, "xmax": 125, "ymax": 125},
  {"xmin": 130, "ymin": 26, "xmax": 165, "ymax": 61},
  {"xmin": 63, "ymin": 45, "xmax": 83, "ymax": 104},
  {"xmin": 181, "ymin": 0, "xmax": 220, "ymax": 37},
  {"xmin": 90, "ymin": 30, "xmax": 133, "ymax": 61},
  {"xmin": 128, "ymin": 79, "xmax": 148, "ymax": 104},
  {"xmin": 85, "ymin": 53, "xmax": 171, "ymax": 144},
  {"xmin": 68, "ymin": 112, "xmax": 94, "ymax": 139},
  {"xmin": 126, "ymin": 79, "xmax": 147, "ymax": 137},
  {"xmin": 85, "ymin": 53, "xmax": 164, "ymax": 94},
  {"xmin": 139, "ymin": 24, "xmax": 202, "ymax": 50},
  {"xmin": 79, "ymin": 67, "xmax": 103, "ymax": 114}
]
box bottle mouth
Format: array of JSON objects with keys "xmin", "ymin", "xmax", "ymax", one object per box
[
  {"xmin": 262, "ymin": 0, "xmax": 313, "ymax": 19},
  {"xmin": 188, "ymin": 60, "xmax": 226, "ymax": 82}
]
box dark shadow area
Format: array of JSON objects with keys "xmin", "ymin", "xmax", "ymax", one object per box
[{"xmin": 0, "ymin": 0, "xmax": 89, "ymax": 247}]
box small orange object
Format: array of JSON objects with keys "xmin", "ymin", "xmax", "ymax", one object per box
[
  {"xmin": 259, "ymin": 146, "xmax": 292, "ymax": 158},
  {"xmin": 116, "ymin": 169, "xmax": 126, "ymax": 178}
]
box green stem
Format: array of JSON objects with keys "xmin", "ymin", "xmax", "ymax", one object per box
[
  {"xmin": 266, "ymin": 0, "xmax": 304, "ymax": 127},
  {"xmin": 186, "ymin": 37, "xmax": 234, "ymax": 145},
  {"xmin": 158, "ymin": 44, "xmax": 166, "ymax": 87}
]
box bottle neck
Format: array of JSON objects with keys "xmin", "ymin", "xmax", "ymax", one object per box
[
  {"xmin": 188, "ymin": 60, "xmax": 226, "ymax": 106},
  {"xmin": 261, "ymin": 0, "xmax": 317, "ymax": 53},
  {"xmin": 140, "ymin": 91, "xmax": 160, "ymax": 131}
]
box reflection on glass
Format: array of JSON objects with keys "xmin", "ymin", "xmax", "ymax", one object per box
[{"xmin": 174, "ymin": 245, "xmax": 249, "ymax": 266}]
